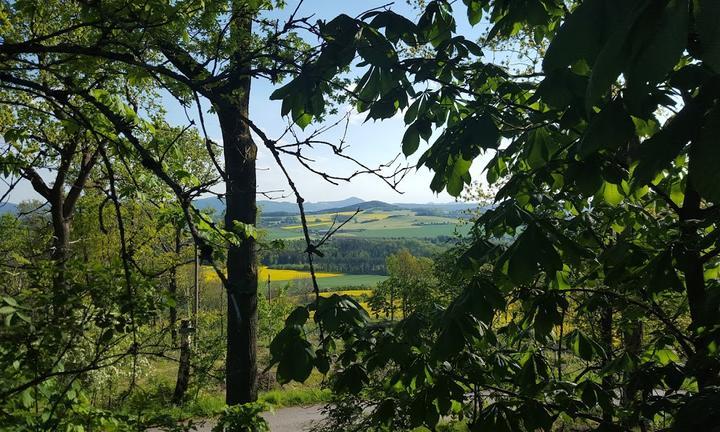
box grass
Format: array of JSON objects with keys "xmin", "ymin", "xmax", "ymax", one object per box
[
  {"xmin": 349, "ymin": 224, "xmax": 467, "ymax": 238},
  {"xmin": 259, "ymin": 387, "xmax": 332, "ymax": 407},
  {"xmin": 262, "ymin": 273, "xmax": 386, "ymax": 293},
  {"xmin": 315, "ymin": 274, "xmax": 386, "ymax": 289}
]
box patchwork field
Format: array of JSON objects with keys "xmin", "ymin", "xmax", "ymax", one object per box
[{"xmin": 263, "ymin": 209, "xmax": 469, "ymax": 240}]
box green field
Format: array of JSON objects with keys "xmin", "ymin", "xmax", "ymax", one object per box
[
  {"xmin": 263, "ymin": 209, "xmax": 469, "ymax": 239},
  {"xmin": 265, "ymin": 273, "xmax": 387, "ymax": 292}
]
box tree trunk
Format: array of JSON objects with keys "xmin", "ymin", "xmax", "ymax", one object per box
[
  {"xmin": 622, "ymin": 318, "xmax": 643, "ymax": 426},
  {"xmin": 680, "ymin": 183, "xmax": 718, "ymax": 388},
  {"xmin": 169, "ymin": 226, "xmax": 181, "ymax": 347},
  {"xmin": 173, "ymin": 319, "xmax": 193, "ymax": 404},
  {"xmin": 390, "ymin": 285, "xmax": 395, "ymax": 321},
  {"xmin": 217, "ymin": 82, "xmax": 259, "ymax": 404},
  {"xmin": 599, "ymin": 303, "xmax": 613, "ymax": 423},
  {"xmin": 50, "ymin": 197, "xmax": 70, "ymax": 307}
]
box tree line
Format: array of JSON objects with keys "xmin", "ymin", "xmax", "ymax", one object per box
[{"xmin": 260, "ymin": 237, "xmax": 447, "ymax": 275}]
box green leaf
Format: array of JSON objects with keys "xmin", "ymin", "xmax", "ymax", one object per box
[
  {"xmin": 285, "ymin": 306, "xmax": 309, "ymax": 326},
  {"xmin": 670, "ymin": 65, "xmax": 713, "ymax": 91},
  {"xmin": 315, "ymin": 294, "xmax": 369, "ymax": 332},
  {"xmin": 567, "ymin": 160, "xmax": 603, "ymax": 196},
  {"xmin": 470, "ymin": 114, "xmax": 500, "ymax": 151},
  {"xmin": 567, "ymin": 330, "xmax": 603, "ymax": 361},
  {"xmin": 521, "ymin": 401, "xmax": 554, "ymax": 431},
  {"xmin": 315, "ymin": 349, "xmax": 330, "ymax": 374},
  {"xmin": 626, "ymin": 0, "xmax": 688, "ymax": 86},
  {"xmin": 464, "ymin": 0, "xmax": 482, "ymax": 26},
  {"xmin": 232, "ymin": 220, "xmax": 257, "ymax": 239},
  {"xmin": 585, "ymin": 1, "xmax": 651, "ymax": 110},
  {"xmin": 600, "ymin": 181, "xmax": 623, "ymax": 206},
  {"xmin": 433, "ymin": 320, "xmax": 466, "ymax": 359},
  {"xmin": 402, "ymin": 124, "xmax": 420, "ymax": 156},
  {"xmin": 294, "ymin": 112, "xmax": 313, "ymax": 129},
  {"xmin": 3, "ymin": 297, "xmax": 18, "ymax": 307},
  {"xmin": 477, "ymin": 403, "xmax": 516, "ymax": 432},
  {"xmin": 689, "ymin": 106, "xmax": 720, "ymax": 203},
  {"xmin": 500, "ymin": 224, "xmax": 562, "ymax": 284},
  {"xmin": 632, "ymin": 106, "xmax": 700, "ymax": 187},
  {"xmin": 525, "ymin": 128, "xmax": 552, "ymax": 169},
  {"xmin": 647, "ymin": 249, "xmax": 683, "ymax": 294},
  {"xmin": 446, "ymin": 157, "xmax": 472, "ymax": 196},
  {"xmin": 271, "ymin": 327, "xmax": 316, "ymax": 384},
  {"xmin": 535, "ymin": 69, "xmax": 587, "ymax": 109},
  {"xmin": 334, "ymin": 364, "xmax": 369, "ymax": 394},
  {"xmin": 695, "ymin": 0, "xmax": 720, "ymax": 71},
  {"xmin": 579, "ymin": 100, "xmax": 634, "ymax": 158},
  {"xmin": 543, "ymin": 0, "xmax": 607, "ymax": 71}
]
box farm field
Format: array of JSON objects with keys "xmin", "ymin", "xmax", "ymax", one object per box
[
  {"xmin": 201, "ymin": 266, "xmax": 340, "ymax": 284},
  {"xmin": 263, "ymin": 209, "xmax": 469, "ymax": 239},
  {"xmin": 262, "ymin": 272, "xmax": 386, "ymax": 293},
  {"xmin": 202, "ymin": 266, "xmax": 386, "ymax": 292},
  {"xmin": 278, "ymin": 273, "xmax": 387, "ymax": 291}
]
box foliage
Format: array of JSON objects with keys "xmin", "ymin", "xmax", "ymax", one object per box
[
  {"xmin": 267, "ymin": 0, "xmax": 720, "ymax": 430},
  {"xmin": 211, "ymin": 402, "xmax": 270, "ymax": 432},
  {"xmin": 369, "ymin": 249, "xmax": 438, "ymax": 319},
  {"xmin": 257, "ymin": 285, "xmax": 295, "ymax": 345}
]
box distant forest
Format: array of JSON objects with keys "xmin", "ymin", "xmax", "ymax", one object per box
[{"xmin": 260, "ymin": 237, "xmax": 450, "ymax": 275}]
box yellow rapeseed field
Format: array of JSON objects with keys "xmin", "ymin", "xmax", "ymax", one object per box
[{"xmin": 202, "ymin": 266, "xmax": 340, "ymax": 283}]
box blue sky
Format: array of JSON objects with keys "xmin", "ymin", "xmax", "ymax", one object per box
[
  {"xmin": 232, "ymin": 0, "xmax": 491, "ymax": 203},
  {"xmin": 3, "ymin": 0, "xmax": 493, "ymax": 205}
]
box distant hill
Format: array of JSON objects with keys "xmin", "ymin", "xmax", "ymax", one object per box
[
  {"xmin": 194, "ymin": 196, "xmax": 479, "ymax": 215},
  {"xmin": 309, "ymin": 200, "xmax": 399, "ymax": 214},
  {"xmin": 2, "ymin": 197, "xmax": 481, "ymax": 217},
  {"xmin": 0, "ymin": 202, "xmax": 17, "ymax": 215},
  {"xmin": 194, "ymin": 196, "xmax": 367, "ymax": 215},
  {"xmin": 403, "ymin": 202, "xmax": 479, "ymax": 212}
]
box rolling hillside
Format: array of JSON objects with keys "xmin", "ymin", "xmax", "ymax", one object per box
[{"xmin": 262, "ymin": 207, "xmax": 471, "ymax": 240}]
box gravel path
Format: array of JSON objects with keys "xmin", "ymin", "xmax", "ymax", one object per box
[
  {"xmin": 261, "ymin": 405, "xmax": 324, "ymax": 431},
  {"xmin": 173, "ymin": 405, "xmax": 325, "ymax": 432}
]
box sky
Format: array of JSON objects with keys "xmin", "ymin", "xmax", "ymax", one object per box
[{"xmin": 1, "ymin": 0, "xmax": 494, "ymax": 206}]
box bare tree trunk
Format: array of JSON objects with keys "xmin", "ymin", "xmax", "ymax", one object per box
[
  {"xmin": 169, "ymin": 226, "xmax": 181, "ymax": 347},
  {"xmin": 217, "ymin": 75, "xmax": 259, "ymax": 404}
]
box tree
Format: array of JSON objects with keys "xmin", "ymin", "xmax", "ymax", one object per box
[
  {"xmin": 267, "ymin": 0, "xmax": 720, "ymax": 429},
  {"xmin": 370, "ymin": 249, "xmax": 436, "ymax": 320},
  {"xmin": 0, "ymin": 79, "xmax": 103, "ymax": 307},
  {"xmin": 0, "ymin": 0, "xmax": 405, "ymax": 405}
]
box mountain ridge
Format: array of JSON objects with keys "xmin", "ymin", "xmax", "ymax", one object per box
[
  {"xmin": 1, "ymin": 197, "xmax": 479, "ymax": 216},
  {"xmin": 195, "ymin": 197, "xmax": 478, "ymax": 215}
]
